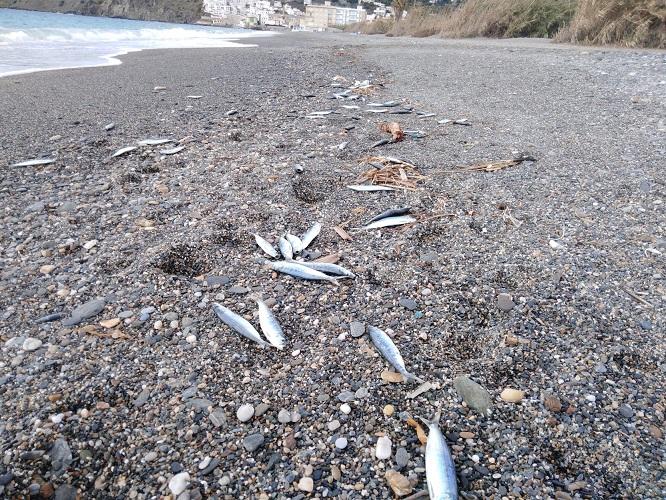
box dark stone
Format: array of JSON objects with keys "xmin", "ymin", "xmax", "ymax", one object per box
[
  {"xmin": 0, "ymin": 473, "xmax": 13, "ymax": 486},
  {"xmin": 200, "ymin": 457, "xmax": 220, "ymax": 475},
  {"xmin": 171, "ymin": 462, "xmax": 183, "ymax": 474},
  {"xmin": 399, "ymin": 298, "xmax": 418, "ymax": 311},
  {"xmin": 54, "ymin": 484, "xmax": 77, "ymax": 500},
  {"xmin": 243, "ymin": 433, "xmax": 264, "ymax": 452},
  {"xmin": 62, "ymin": 299, "xmax": 106, "ymax": 326}
]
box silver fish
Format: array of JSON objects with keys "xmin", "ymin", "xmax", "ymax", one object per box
[
  {"xmin": 212, "ymin": 302, "xmax": 267, "ymax": 348},
  {"xmin": 138, "ymin": 138, "xmax": 173, "ymax": 146},
  {"xmin": 111, "ymin": 146, "xmax": 137, "ymax": 158},
  {"xmin": 365, "ymin": 108, "xmax": 388, "ymax": 113},
  {"xmin": 347, "ymin": 185, "xmax": 395, "ymax": 192},
  {"xmin": 418, "ymin": 113, "xmax": 437, "ymax": 119},
  {"xmin": 187, "ymin": 95, "xmax": 203, "ymax": 99},
  {"xmin": 257, "ymin": 299, "xmax": 286, "ymax": 350},
  {"xmin": 418, "ymin": 413, "xmax": 458, "ymax": 500},
  {"xmin": 366, "ymin": 207, "xmax": 411, "ymax": 224},
  {"xmin": 160, "ymin": 146, "xmax": 184, "ymax": 155},
  {"xmin": 254, "ymin": 234, "xmax": 278, "ymax": 258},
  {"xmin": 297, "ymin": 261, "xmax": 355, "ymax": 278},
  {"xmin": 10, "ymin": 158, "xmax": 55, "ymax": 167},
  {"xmin": 358, "ymin": 215, "xmax": 416, "ymax": 231},
  {"xmin": 104, "ymin": 122, "xmax": 115, "ymax": 131},
  {"xmin": 368, "ymin": 326, "xmax": 423, "ymax": 383},
  {"xmin": 300, "ymin": 223, "xmax": 321, "ymax": 250},
  {"xmin": 270, "ymin": 261, "xmax": 339, "ymax": 286},
  {"xmin": 342, "ymin": 105, "xmax": 359, "ymax": 109},
  {"xmin": 278, "ymin": 236, "xmax": 293, "ymax": 260},
  {"xmin": 286, "ymin": 234, "xmax": 303, "ymax": 254},
  {"xmin": 308, "ymin": 110, "xmax": 334, "ymax": 116}
]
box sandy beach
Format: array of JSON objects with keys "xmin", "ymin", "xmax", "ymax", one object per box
[{"xmin": 0, "ymin": 32, "xmax": 664, "ymax": 498}]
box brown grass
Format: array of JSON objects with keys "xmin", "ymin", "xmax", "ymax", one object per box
[{"xmin": 556, "ymin": 0, "xmax": 666, "ymax": 48}]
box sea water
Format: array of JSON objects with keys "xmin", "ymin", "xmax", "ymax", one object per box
[{"xmin": 0, "ymin": 8, "xmax": 271, "ymax": 77}]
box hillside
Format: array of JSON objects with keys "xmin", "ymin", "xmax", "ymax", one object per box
[{"xmin": 0, "ymin": 0, "xmax": 204, "ymax": 24}]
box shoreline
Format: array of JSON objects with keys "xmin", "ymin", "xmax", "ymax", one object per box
[{"xmin": 0, "ymin": 32, "xmax": 663, "ymax": 498}]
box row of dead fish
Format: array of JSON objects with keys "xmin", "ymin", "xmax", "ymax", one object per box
[{"xmin": 111, "ymin": 138, "xmax": 185, "ymax": 158}]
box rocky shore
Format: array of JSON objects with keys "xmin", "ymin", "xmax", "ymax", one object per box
[{"xmin": 0, "ymin": 33, "xmax": 664, "ymax": 498}]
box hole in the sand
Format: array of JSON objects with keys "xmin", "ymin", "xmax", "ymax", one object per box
[{"xmin": 156, "ymin": 242, "xmax": 215, "ymax": 277}]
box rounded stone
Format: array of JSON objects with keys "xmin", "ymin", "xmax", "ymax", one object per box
[
  {"xmin": 335, "ymin": 437, "xmax": 348, "ymax": 450},
  {"xmin": 375, "ymin": 436, "xmax": 392, "ymax": 460},
  {"xmin": 168, "ymin": 472, "xmax": 190, "ymax": 496},
  {"xmin": 236, "ymin": 404, "xmax": 255, "ymax": 422}
]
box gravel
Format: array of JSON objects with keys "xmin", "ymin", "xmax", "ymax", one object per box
[{"xmin": 0, "ymin": 32, "xmax": 663, "ymax": 498}]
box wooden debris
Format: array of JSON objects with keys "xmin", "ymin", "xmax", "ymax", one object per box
[
  {"xmin": 313, "ymin": 253, "xmax": 341, "ymax": 264},
  {"xmin": 333, "ymin": 226, "xmax": 352, "ymax": 241},
  {"xmin": 358, "ymin": 156, "xmax": 425, "ymax": 190},
  {"xmin": 381, "ymin": 370, "xmax": 406, "ymax": 383},
  {"xmin": 406, "ymin": 417, "xmax": 428, "ymax": 445},
  {"xmin": 447, "ymin": 153, "xmax": 536, "ymax": 173}
]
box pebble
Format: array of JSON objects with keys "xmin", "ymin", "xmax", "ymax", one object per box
[
  {"xmin": 186, "ymin": 334, "xmax": 197, "ymax": 343},
  {"xmin": 335, "ymin": 437, "xmax": 348, "ymax": 449},
  {"xmin": 210, "ymin": 408, "xmax": 227, "ymax": 428},
  {"xmin": 453, "ymin": 375, "xmax": 492, "ymax": 416},
  {"xmin": 398, "ymin": 298, "xmax": 418, "ymax": 311},
  {"xmin": 500, "ymin": 388, "xmax": 525, "ymax": 403},
  {"xmin": 337, "ymin": 391, "xmax": 354, "ymax": 402},
  {"xmin": 54, "ymin": 484, "xmax": 77, "ymax": 500},
  {"xmin": 340, "ymin": 403, "xmax": 351, "ymax": 414},
  {"xmin": 383, "ymin": 404, "xmax": 395, "ymax": 416},
  {"xmin": 350, "ymin": 321, "xmax": 366, "ymax": 338},
  {"xmin": 385, "ymin": 470, "xmax": 412, "ymax": 496},
  {"xmin": 198, "ymin": 457, "xmax": 211, "ymax": 470},
  {"xmin": 497, "ymin": 293, "xmax": 515, "ymax": 311},
  {"xmin": 100, "ymin": 318, "xmax": 120, "ymax": 328},
  {"xmin": 375, "ymin": 436, "xmax": 392, "ymax": 460},
  {"xmin": 39, "ymin": 264, "xmax": 56, "ymax": 274},
  {"xmin": 256, "ymin": 403, "xmax": 270, "ymax": 416},
  {"xmin": 395, "ymin": 447, "xmax": 409, "ymax": 469},
  {"xmin": 298, "ymin": 477, "xmax": 314, "ymax": 493},
  {"xmin": 243, "ymin": 433, "xmax": 264, "ymax": 452},
  {"xmin": 544, "ymin": 394, "xmax": 562, "ymax": 413},
  {"xmin": 62, "ymin": 298, "xmax": 106, "ymax": 326},
  {"xmin": 22, "ymin": 338, "xmax": 43, "ymax": 351},
  {"xmin": 168, "ymin": 472, "xmax": 190, "ymax": 496},
  {"xmin": 619, "ymin": 404, "xmax": 634, "ymax": 418},
  {"xmin": 236, "ymin": 404, "xmax": 254, "ymax": 422},
  {"xmin": 51, "ymin": 438, "xmax": 72, "ymax": 476},
  {"xmin": 278, "ymin": 409, "xmax": 291, "ymax": 424},
  {"xmin": 328, "ymin": 419, "xmax": 341, "ymax": 431},
  {"xmin": 144, "ymin": 451, "xmax": 158, "ymax": 462}
]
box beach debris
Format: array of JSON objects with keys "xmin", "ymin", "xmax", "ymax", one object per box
[
  {"xmin": 365, "ymin": 108, "xmax": 388, "ymax": 113},
  {"xmin": 342, "ymin": 104, "xmax": 360, "ymax": 110},
  {"xmin": 111, "ymin": 146, "xmax": 137, "ymax": 158},
  {"xmin": 10, "ymin": 158, "xmax": 55, "ymax": 167},
  {"xmin": 549, "ymin": 239, "xmax": 565, "ymax": 250},
  {"xmin": 186, "ymin": 95, "xmax": 203, "ymax": 99},
  {"xmin": 254, "ymin": 234, "xmax": 278, "ymax": 259},
  {"xmin": 368, "ymin": 326, "xmax": 424, "ymax": 383},
  {"xmin": 371, "ymin": 138, "xmax": 392, "ymax": 148},
  {"xmin": 333, "ymin": 225, "xmax": 352, "ymax": 241},
  {"xmin": 406, "ymin": 417, "xmax": 428, "ymax": 445},
  {"xmin": 407, "ymin": 381, "xmax": 436, "ymax": 399},
  {"xmin": 418, "ymin": 413, "xmax": 458, "ymax": 500},
  {"xmin": 269, "ymin": 261, "xmax": 339, "ymax": 286},
  {"xmin": 404, "ymin": 130, "xmax": 426, "ymax": 139},
  {"xmin": 297, "ymin": 261, "xmax": 355, "ymax": 278},
  {"xmin": 389, "ymin": 109, "xmax": 413, "ymax": 115},
  {"xmin": 300, "ymin": 223, "xmax": 321, "ymax": 250},
  {"xmin": 438, "ymin": 118, "xmax": 471, "ymax": 126},
  {"xmin": 385, "ymin": 470, "xmax": 413, "ymax": 497},
  {"xmin": 104, "ymin": 122, "xmax": 115, "ymax": 131},
  {"xmin": 366, "ymin": 207, "xmax": 411, "ymax": 225},
  {"xmin": 381, "ymin": 370, "xmax": 406, "ymax": 383},
  {"xmin": 417, "ymin": 113, "xmax": 436, "ymax": 119},
  {"xmin": 453, "ymin": 375, "xmax": 492, "ymax": 416},
  {"xmin": 379, "ymin": 122, "xmax": 405, "ymax": 142},
  {"xmin": 35, "ymin": 312, "xmax": 65, "ymax": 324},
  {"xmin": 153, "ymin": 86, "xmax": 167, "ymax": 91},
  {"xmin": 278, "ymin": 236, "xmax": 293, "ymax": 260},
  {"xmin": 307, "ymin": 110, "xmax": 335, "ymax": 118},
  {"xmin": 347, "ymin": 185, "xmax": 396, "ymax": 192},
  {"xmin": 314, "ymin": 253, "xmax": 341, "ymax": 264},
  {"xmin": 449, "ymin": 152, "xmax": 536, "ymax": 173},
  {"xmin": 138, "ymin": 138, "xmax": 173, "ymax": 146},
  {"xmin": 369, "ymin": 100, "xmax": 400, "ymax": 107},
  {"xmin": 358, "ymin": 215, "xmax": 416, "ymax": 231},
  {"xmin": 160, "ymin": 146, "xmax": 185, "ymax": 155},
  {"xmin": 500, "ymin": 388, "xmax": 525, "ymax": 403},
  {"xmin": 257, "ymin": 299, "xmax": 286, "ymax": 350},
  {"xmin": 286, "ymin": 234, "xmax": 303, "ymax": 254},
  {"xmin": 358, "ymin": 156, "xmax": 426, "ymax": 190},
  {"xmin": 226, "ymin": 109, "xmax": 238, "ymax": 116},
  {"xmin": 212, "ymin": 302, "xmax": 267, "ymax": 348}
]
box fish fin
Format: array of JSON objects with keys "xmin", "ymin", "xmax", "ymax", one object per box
[{"xmin": 417, "ymin": 408, "xmax": 441, "ymax": 428}]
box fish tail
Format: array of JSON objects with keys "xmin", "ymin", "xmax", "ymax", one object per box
[{"xmin": 405, "ymin": 371, "xmax": 426, "ymax": 384}]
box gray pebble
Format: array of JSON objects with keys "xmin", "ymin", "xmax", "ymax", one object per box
[
  {"xmin": 399, "ymin": 298, "xmax": 418, "ymax": 311},
  {"xmin": 497, "ymin": 293, "xmax": 515, "ymax": 312},
  {"xmin": 337, "ymin": 391, "xmax": 355, "ymax": 402},
  {"xmin": 335, "ymin": 437, "xmax": 348, "ymax": 449},
  {"xmin": 350, "ymin": 321, "xmax": 366, "ymax": 338},
  {"xmin": 243, "ymin": 433, "xmax": 264, "ymax": 452}
]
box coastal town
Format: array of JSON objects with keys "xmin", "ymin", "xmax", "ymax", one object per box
[{"xmin": 201, "ymin": 0, "xmax": 393, "ymax": 29}]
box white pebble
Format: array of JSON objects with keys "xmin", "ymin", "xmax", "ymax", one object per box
[
  {"xmin": 375, "ymin": 436, "xmax": 392, "ymax": 460},
  {"xmin": 22, "ymin": 338, "xmax": 42, "ymax": 351},
  {"xmin": 168, "ymin": 472, "xmax": 190, "ymax": 496},
  {"xmin": 340, "ymin": 403, "xmax": 351, "ymax": 415},
  {"xmin": 236, "ymin": 404, "xmax": 255, "ymax": 422},
  {"xmin": 335, "ymin": 437, "xmax": 348, "ymax": 449},
  {"xmin": 186, "ymin": 335, "xmax": 197, "ymax": 344}
]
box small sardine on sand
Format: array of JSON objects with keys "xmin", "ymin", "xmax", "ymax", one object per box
[
  {"xmin": 347, "ymin": 184, "xmax": 395, "ymax": 192},
  {"xmin": 254, "ymin": 234, "xmax": 278, "ymax": 258},
  {"xmin": 300, "ymin": 223, "xmax": 321, "ymax": 250},
  {"xmin": 270, "ymin": 261, "xmax": 339, "ymax": 286},
  {"xmin": 138, "ymin": 138, "xmax": 173, "ymax": 146},
  {"xmin": 257, "ymin": 299, "xmax": 286, "ymax": 350},
  {"xmin": 212, "ymin": 302, "xmax": 267, "ymax": 348},
  {"xmin": 278, "ymin": 236, "xmax": 293, "ymax": 260},
  {"xmin": 286, "ymin": 234, "xmax": 303, "ymax": 254},
  {"xmin": 366, "ymin": 207, "xmax": 412, "ymax": 224},
  {"xmin": 111, "ymin": 146, "xmax": 137, "ymax": 158},
  {"xmin": 297, "ymin": 261, "xmax": 355, "ymax": 278},
  {"xmin": 368, "ymin": 325, "xmax": 424, "ymax": 383},
  {"xmin": 365, "ymin": 108, "xmax": 388, "ymax": 113},
  {"xmin": 160, "ymin": 146, "xmax": 184, "ymax": 155},
  {"xmin": 418, "ymin": 413, "xmax": 458, "ymax": 500},
  {"xmin": 358, "ymin": 215, "xmax": 416, "ymax": 231},
  {"xmin": 10, "ymin": 158, "xmax": 55, "ymax": 167}
]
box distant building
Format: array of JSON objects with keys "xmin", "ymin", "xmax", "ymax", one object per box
[
  {"xmin": 202, "ymin": 0, "xmax": 303, "ymax": 27},
  {"xmin": 301, "ymin": 2, "xmax": 367, "ymax": 28}
]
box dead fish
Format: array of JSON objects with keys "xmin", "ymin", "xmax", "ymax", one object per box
[
  {"xmin": 153, "ymin": 86, "xmax": 167, "ymax": 91},
  {"xmin": 10, "ymin": 158, "xmax": 55, "ymax": 167},
  {"xmin": 300, "ymin": 223, "xmax": 321, "ymax": 250},
  {"xmin": 365, "ymin": 109, "xmax": 388, "ymax": 113},
  {"xmin": 187, "ymin": 95, "xmax": 203, "ymax": 99},
  {"xmin": 347, "ymin": 185, "xmax": 395, "ymax": 192},
  {"xmin": 212, "ymin": 302, "xmax": 267, "ymax": 348},
  {"xmin": 104, "ymin": 122, "xmax": 115, "ymax": 131},
  {"xmin": 226, "ymin": 109, "xmax": 238, "ymax": 116},
  {"xmin": 160, "ymin": 146, "xmax": 185, "ymax": 155},
  {"xmin": 358, "ymin": 215, "xmax": 416, "ymax": 230},
  {"xmin": 254, "ymin": 234, "xmax": 278, "ymax": 258},
  {"xmin": 368, "ymin": 325, "xmax": 424, "ymax": 383},
  {"xmin": 371, "ymin": 138, "xmax": 392, "ymax": 148},
  {"xmin": 286, "ymin": 234, "xmax": 303, "ymax": 254},
  {"xmin": 389, "ymin": 109, "xmax": 413, "ymax": 115},
  {"xmin": 35, "ymin": 312, "xmax": 65, "ymax": 324},
  {"xmin": 404, "ymin": 130, "xmax": 426, "ymax": 139},
  {"xmin": 111, "ymin": 146, "xmax": 137, "ymax": 158},
  {"xmin": 366, "ymin": 207, "xmax": 411, "ymax": 224},
  {"xmin": 418, "ymin": 113, "xmax": 437, "ymax": 119},
  {"xmin": 257, "ymin": 299, "xmax": 286, "ymax": 350},
  {"xmin": 453, "ymin": 119, "xmax": 471, "ymax": 125},
  {"xmin": 278, "ymin": 236, "xmax": 293, "ymax": 260},
  {"xmin": 342, "ymin": 105, "xmax": 359, "ymax": 110},
  {"xmin": 308, "ymin": 110, "xmax": 334, "ymax": 116},
  {"xmin": 270, "ymin": 261, "xmax": 339, "ymax": 286},
  {"xmin": 418, "ymin": 412, "xmax": 458, "ymax": 500},
  {"xmin": 297, "ymin": 261, "xmax": 355, "ymax": 278},
  {"xmin": 138, "ymin": 138, "xmax": 173, "ymax": 146}
]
